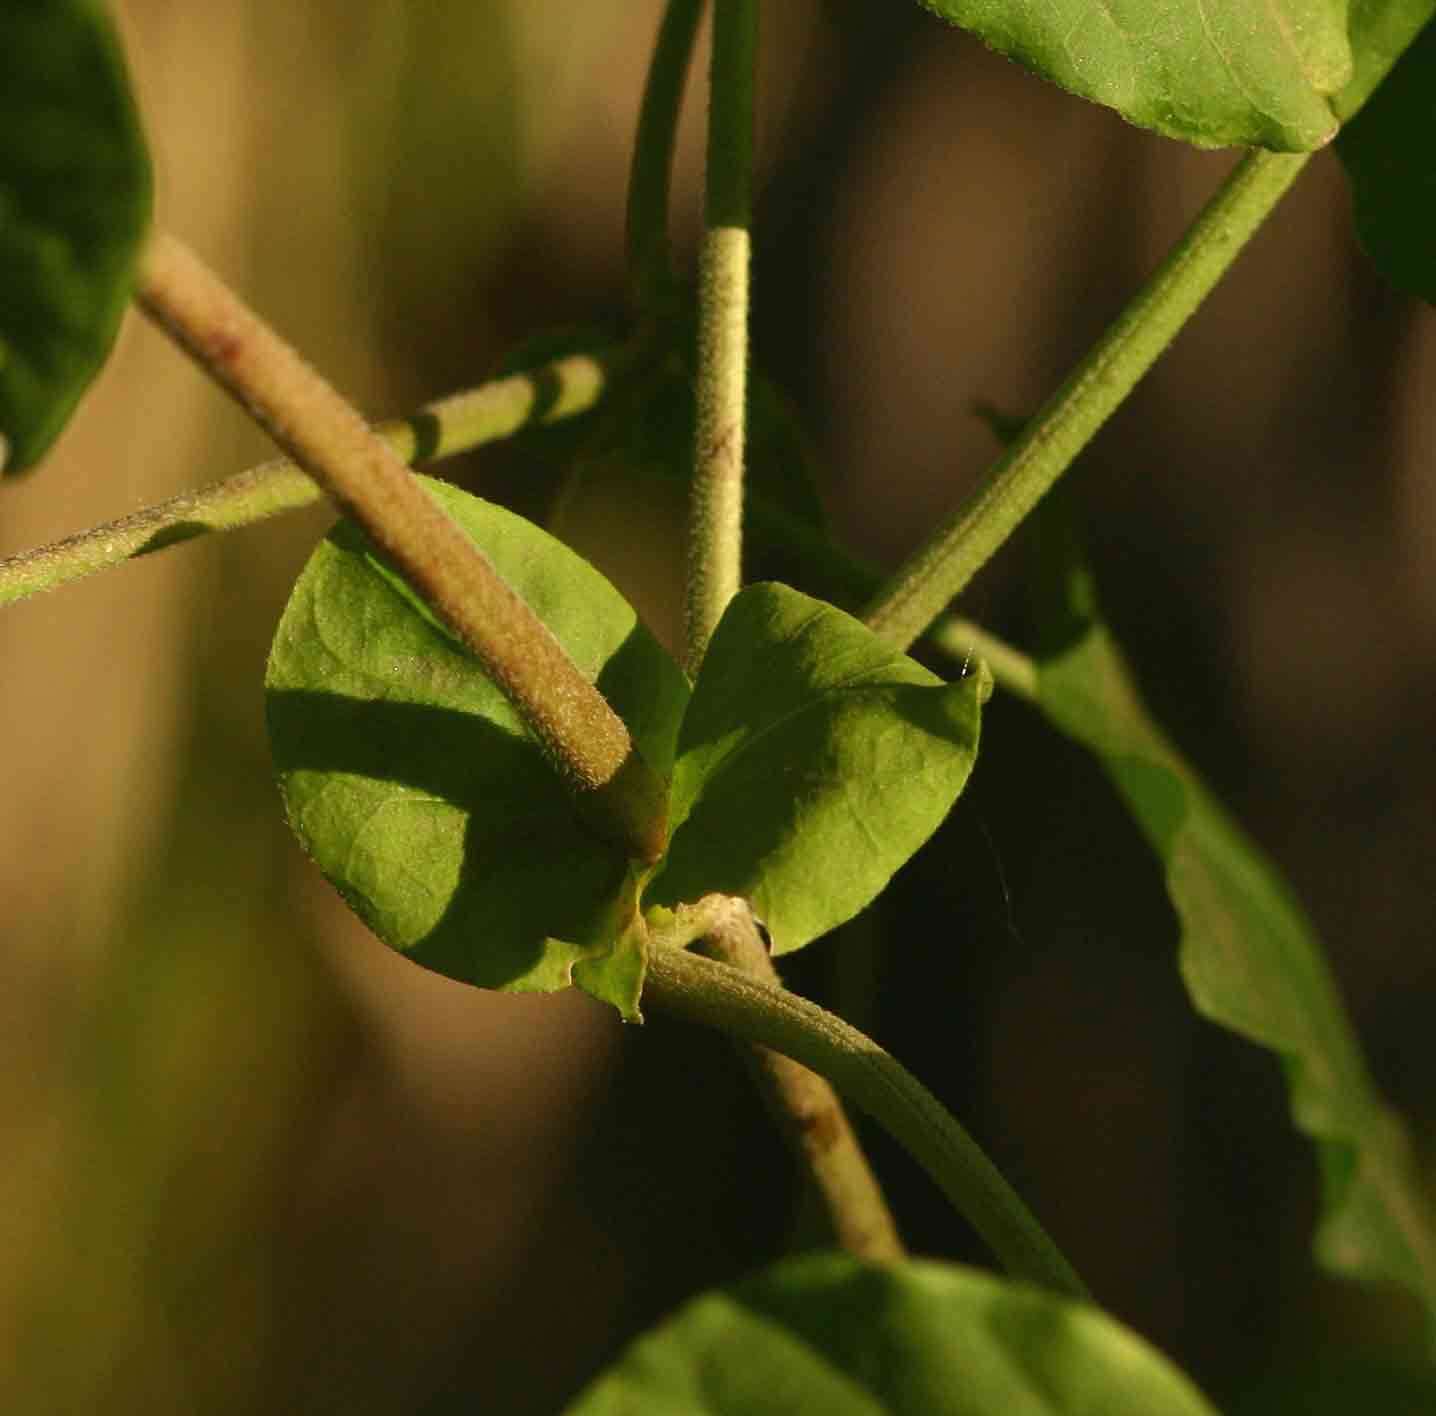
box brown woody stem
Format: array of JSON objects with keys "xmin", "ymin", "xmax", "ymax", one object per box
[{"xmin": 135, "ymin": 231, "xmax": 667, "ymax": 862}]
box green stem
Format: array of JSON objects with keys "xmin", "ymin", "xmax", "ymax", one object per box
[
  {"xmin": 686, "ymin": 0, "xmax": 758, "ymax": 674},
  {"xmin": 0, "ymin": 357, "xmax": 605, "ymax": 607},
  {"xmin": 644, "ymin": 941, "xmax": 1086, "ymax": 1296},
  {"xmin": 656, "ymin": 897, "xmax": 905, "ymax": 1264},
  {"xmin": 135, "ymin": 231, "xmax": 666, "ymax": 863},
  {"xmin": 627, "ymin": 0, "xmax": 706, "ymax": 309},
  {"xmin": 0, "ymin": 383, "xmax": 1042, "ymax": 710},
  {"xmin": 704, "ymin": 0, "xmax": 758, "ymax": 231},
  {"xmin": 862, "ymin": 150, "xmax": 1310, "ymax": 651}
]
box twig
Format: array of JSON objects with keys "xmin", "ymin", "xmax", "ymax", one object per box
[
  {"xmin": 662, "ymin": 896, "xmax": 905, "ymax": 1263},
  {"xmin": 644, "ymin": 938, "xmax": 1086, "ymax": 1295},
  {"xmin": 134, "ymin": 231, "xmax": 667, "ymax": 862},
  {"xmin": 861, "ymin": 151, "xmax": 1311, "ymax": 651},
  {"xmin": 0, "ymin": 357, "xmax": 604, "ymax": 606}
]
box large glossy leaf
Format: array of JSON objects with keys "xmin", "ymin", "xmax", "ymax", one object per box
[
  {"xmin": 265, "ymin": 477, "xmax": 689, "ymax": 1019},
  {"xmin": 1029, "ymin": 544, "xmax": 1436, "ymax": 1318},
  {"xmin": 568, "ymin": 1252, "xmax": 1218, "ymax": 1415},
  {"xmin": 0, "ymin": 0, "xmax": 151, "ymax": 474},
  {"xmin": 915, "ymin": 0, "xmax": 1349, "ymax": 150},
  {"xmin": 645, "ymin": 583, "xmax": 989, "ymax": 954},
  {"xmin": 1335, "ymin": 11, "xmax": 1436, "ymax": 302}
]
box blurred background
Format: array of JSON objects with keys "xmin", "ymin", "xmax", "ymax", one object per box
[{"xmin": 2, "ymin": 1, "xmax": 1434, "ymax": 1410}]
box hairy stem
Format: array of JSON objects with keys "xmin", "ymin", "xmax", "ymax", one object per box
[
  {"xmin": 0, "ymin": 357, "xmax": 604, "ymax": 607},
  {"xmin": 644, "ymin": 941, "xmax": 1087, "ymax": 1297},
  {"xmin": 657, "ymin": 897, "xmax": 905, "ymax": 1263},
  {"xmin": 862, "ymin": 150, "xmax": 1310, "ymax": 651},
  {"xmin": 627, "ymin": 0, "xmax": 707, "ymax": 309},
  {"xmin": 686, "ymin": 0, "xmax": 758, "ymax": 674},
  {"xmin": 135, "ymin": 232, "xmax": 666, "ymax": 862}
]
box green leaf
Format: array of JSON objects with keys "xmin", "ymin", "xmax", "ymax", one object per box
[
  {"xmin": 1029, "ymin": 538, "xmax": 1436, "ymax": 1319},
  {"xmin": 265, "ymin": 477, "xmax": 689, "ymax": 1019},
  {"xmin": 567, "ymin": 1252, "xmax": 1218, "ymax": 1415},
  {"xmin": 0, "ymin": 0, "xmax": 151, "ymax": 474},
  {"xmin": 1335, "ymin": 13, "xmax": 1436, "ymax": 302},
  {"xmin": 645, "ymin": 583, "xmax": 989, "ymax": 954},
  {"xmin": 915, "ymin": 0, "xmax": 1349, "ymax": 150}
]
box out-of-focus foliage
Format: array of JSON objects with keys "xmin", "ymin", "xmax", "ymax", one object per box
[{"xmin": 1337, "ymin": 16, "xmax": 1436, "ymax": 302}]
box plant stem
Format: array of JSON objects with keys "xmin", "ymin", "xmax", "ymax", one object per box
[
  {"xmin": 862, "ymin": 150, "xmax": 1311, "ymax": 652},
  {"xmin": 0, "ymin": 357, "xmax": 605, "ymax": 607},
  {"xmin": 134, "ymin": 232, "xmax": 667, "ymax": 863},
  {"xmin": 657, "ymin": 896, "xmax": 905, "ymax": 1263},
  {"xmin": 0, "ymin": 401, "xmax": 1043, "ymax": 710},
  {"xmin": 627, "ymin": 0, "xmax": 706, "ymax": 310},
  {"xmin": 644, "ymin": 940, "xmax": 1088, "ymax": 1297},
  {"xmin": 686, "ymin": 0, "xmax": 758, "ymax": 674},
  {"xmin": 1, "ymin": 399, "xmax": 1042, "ymax": 709},
  {"xmin": 703, "ymin": 0, "xmax": 758, "ymax": 233}
]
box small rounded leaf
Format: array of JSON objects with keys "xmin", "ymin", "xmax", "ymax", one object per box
[
  {"xmin": 265, "ymin": 477, "xmax": 688, "ymax": 1017},
  {"xmin": 646, "ymin": 584, "xmax": 988, "ymax": 954}
]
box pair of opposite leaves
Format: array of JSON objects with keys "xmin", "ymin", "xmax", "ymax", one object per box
[{"xmin": 265, "ymin": 478, "xmax": 989, "ymax": 1018}]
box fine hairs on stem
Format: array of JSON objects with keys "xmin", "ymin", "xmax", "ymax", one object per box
[
  {"xmin": 643, "ymin": 940, "xmax": 1087, "ymax": 1298},
  {"xmin": 134, "ymin": 231, "xmax": 668, "ymax": 864},
  {"xmin": 641, "ymin": 1, "xmax": 909, "ymax": 1270},
  {"xmin": 653, "ymin": 897, "xmax": 905, "ymax": 1264},
  {"xmin": 685, "ymin": 0, "xmax": 758, "ymax": 674},
  {"xmin": 0, "ymin": 356, "xmax": 606, "ymax": 606}
]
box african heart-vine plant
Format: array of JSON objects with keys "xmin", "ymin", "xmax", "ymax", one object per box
[{"xmin": 3, "ymin": 0, "xmax": 1436, "ymax": 1409}]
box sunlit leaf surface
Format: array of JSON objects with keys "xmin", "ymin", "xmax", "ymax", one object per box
[
  {"xmin": 647, "ymin": 583, "xmax": 988, "ymax": 954},
  {"xmin": 266, "ymin": 477, "xmax": 689, "ymax": 1018},
  {"xmin": 914, "ymin": 0, "xmax": 1349, "ymax": 149}
]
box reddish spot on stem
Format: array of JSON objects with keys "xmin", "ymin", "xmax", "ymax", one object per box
[
  {"xmin": 791, "ymin": 1098, "xmax": 842, "ymax": 1152},
  {"xmin": 706, "ymin": 420, "xmax": 740, "ymax": 467},
  {"xmin": 207, "ymin": 326, "xmax": 244, "ymax": 365}
]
